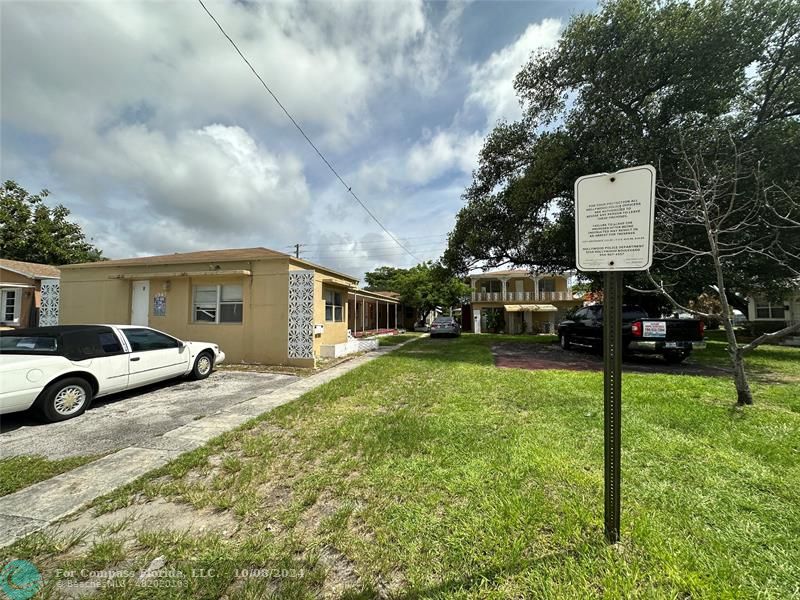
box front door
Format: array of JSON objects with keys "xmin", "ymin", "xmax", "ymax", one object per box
[{"xmin": 131, "ymin": 281, "xmax": 149, "ymax": 326}]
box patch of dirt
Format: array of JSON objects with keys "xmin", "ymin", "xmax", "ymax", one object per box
[
  {"xmin": 220, "ymin": 354, "xmax": 359, "ymax": 378},
  {"xmin": 247, "ymin": 421, "xmax": 296, "ymax": 442},
  {"xmin": 376, "ymin": 569, "xmax": 408, "ymax": 599},
  {"xmin": 492, "ymin": 342, "xmax": 728, "ymax": 376},
  {"xmin": 318, "ymin": 545, "xmax": 360, "ymax": 599},
  {"xmin": 257, "ymin": 482, "xmax": 295, "ymax": 514},
  {"xmin": 297, "ymin": 494, "xmax": 340, "ymax": 535},
  {"xmin": 219, "ymin": 363, "xmax": 316, "ymax": 377},
  {"xmin": 58, "ymin": 497, "xmax": 239, "ymax": 547}
]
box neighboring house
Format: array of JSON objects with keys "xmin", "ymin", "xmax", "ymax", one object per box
[
  {"xmin": 0, "ymin": 259, "xmax": 60, "ymax": 329},
  {"xmin": 468, "ymin": 269, "xmax": 581, "ymax": 334},
  {"xmin": 746, "ymin": 289, "xmax": 800, "ymax": 344},
  {"xmin": 357, "ymin": 290, "xmax": 441, "ymax": 330},
  {"xmin": 58, "ymin": 247, "xmax": 366, "ymax": 367}
]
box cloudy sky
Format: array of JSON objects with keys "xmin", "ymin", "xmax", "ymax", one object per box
[{"xmin": 1, "ymin": 0, "xmax": 594, "ymax": 280}]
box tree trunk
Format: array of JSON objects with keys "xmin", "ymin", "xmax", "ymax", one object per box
[
  {"xmin": 732, "ymin": 347, "xmax": 753, "ymax": 405},
  {"xmin": 701, "ymin": 201, "xmax": 755, "ymax": 407},
  {"xmin": 719, "ymin": 311, "xmax": 752, "ymax": 405}
]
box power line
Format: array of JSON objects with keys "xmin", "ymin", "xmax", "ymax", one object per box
[
  {"xmin": 305, "ymin": 248, "xmax": 445, "ymax": 260},
  {"xmin": 305, "ymin": 242, "xmax": 445, "ymax": 255},
  {"xmin": 299, "ymin": 234, "xmax": 449, "ymax": 248},
  {"xmin": 196, "ymin": 0, "xmax": 421, "ymax": 263}
]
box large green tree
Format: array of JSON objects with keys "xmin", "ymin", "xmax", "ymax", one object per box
[
  {"xmin": 444, "ymin": 0, "xmax": 800, "ymax": 404},
  {"xmin": 0, "ymin": 180, "xmax": 104, "ymax": 265},
  {"xmin": 364, "ymin": 262, "xmax": 470, "ymax": 322},
  {"xmin": 445, "ymin": 0, "xmax": 798, "ymax": 298}
]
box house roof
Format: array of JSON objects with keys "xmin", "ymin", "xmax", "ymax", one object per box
[
  {"xmin": 59, "ymin": 247, "xmax": 359, "ymax": 283},
  {"xmin": 469, "ymin": 269, "xmax": 532, "ymax": 278},
  {"xmin": 0, "ymin": 258, "xmax": 61, "ymax": 279},
  {"xmin": 61, "ymin": 247, "xmax": 286, "ymax": 269}
]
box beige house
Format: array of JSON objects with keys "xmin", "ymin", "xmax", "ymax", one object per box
[
  {"xmin": 747, "ymin": 287, "xmax": 800, "ymax": 345},
  {"xmin": 469, "ymin": 269, "xmax": 581, "ymax": 334},
  {"xmin": 0, "ymin": 259, "xmax": 61, "ymax": 329},
  {"xmin": 58, "ymin": 248, "xmax": 361, "ymax": 367}
]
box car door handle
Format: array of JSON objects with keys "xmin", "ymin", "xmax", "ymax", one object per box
[{"xmin": 130, "ymin": 357, "xmax": 140, "ymax": 362}]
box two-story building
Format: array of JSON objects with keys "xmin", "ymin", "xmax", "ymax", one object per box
[{"xmin": 468, "ymin": 269, "xmax": 580, "ymax": 334}]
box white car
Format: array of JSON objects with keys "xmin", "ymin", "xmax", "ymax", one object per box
[{"xmin": 0, "ymin": 325, "xmax": 226, "ymax": 422}]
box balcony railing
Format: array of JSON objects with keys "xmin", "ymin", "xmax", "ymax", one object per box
[{"xmin": 471, "ymin": 291, "xmax": 573, "ymax": 302}]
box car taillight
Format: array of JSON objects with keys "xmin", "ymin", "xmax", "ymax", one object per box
[
  {"xmin": 631, "ymin": 321, "xmax": 642, "ymax": 337},
  {"xmin": 699, "ymin": 321, "xmax": 705, "ymax": 336}
]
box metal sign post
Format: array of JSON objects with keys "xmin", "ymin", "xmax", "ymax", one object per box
[
  {"xmin": 603, "ymin": 271, "xmax": 623, "ymax": 543},
  {"xmin": 574, "ymin": 164, "xmax": 656, "ymax": 544}
]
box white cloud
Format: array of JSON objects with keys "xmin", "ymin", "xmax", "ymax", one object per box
[
  {"xmin": 0, "ymin": 0, "xmax": 467, "ymax": 263},
  {"xmin": 1, "ymin": 0, "xmax": 458, "ymax": 145},
  {"xmin": 406, "ymin": 129, "xmax": 483, "ymax": 184},
  {"xmin": 466, "ymin": 18, "xmax": 562, "ymax": 126},
  {"xmin": 54, "ymin": 124, "xmax": 311, "ymax": 257}
]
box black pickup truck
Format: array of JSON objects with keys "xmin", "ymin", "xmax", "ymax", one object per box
[{"xmin": 557, "ymin": 305, "xmax": 706, "ymax": 363}]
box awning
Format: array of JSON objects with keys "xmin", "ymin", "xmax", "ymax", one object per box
[{"xmin": 504, "ymin": 304, "xmax": 558, "ymax": 312}]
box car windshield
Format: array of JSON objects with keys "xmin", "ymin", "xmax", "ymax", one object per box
[{"xmin": 0, "ymin": 335, "xmax": 58, "ymax": 353}]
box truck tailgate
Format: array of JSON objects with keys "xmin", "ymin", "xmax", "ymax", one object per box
[{"xmin": 642, "ymin": 319, "xmax": 703, "ymax": 341}]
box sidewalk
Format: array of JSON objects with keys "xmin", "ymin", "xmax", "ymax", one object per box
[{"xmin": 0, "ymin": 338, "xmax": 422, "ymax": 549}]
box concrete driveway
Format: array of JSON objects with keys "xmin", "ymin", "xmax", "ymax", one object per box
[{"xmin": 0, "ymin": 370, "xmax": 298, "ymax": 460}]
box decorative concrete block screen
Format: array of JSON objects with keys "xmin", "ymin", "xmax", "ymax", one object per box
[
  {"xmin": 39, "ymin": 279, "xmax": 60, "ymax": 326},
  {"xmin": 288, "ymin": 270, "xmax": 315, "ymax": 359}
]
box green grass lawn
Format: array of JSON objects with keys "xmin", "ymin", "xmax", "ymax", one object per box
[
  {"xmin": 6, "ymin": 334, "xmax": 799, "ymax": 598},
  {"xmin": 0, "ymin": 454, "xmax": 101, "ymax": 496},
  {"xmin": 693, "ymin": 328, "xmax": 800, "ymax": 380}
]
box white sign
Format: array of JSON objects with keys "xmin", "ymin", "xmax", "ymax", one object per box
[
  {"xmin": 643, "ymin": 321, "xmax": 666, "ymax": 338},
  {"xmin": 575, "ymin": 164, "xmax": 656, "ymax": 271}
]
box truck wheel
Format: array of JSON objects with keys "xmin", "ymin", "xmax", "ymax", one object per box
[
  {"xmin": 664, "ymin": 350, "xmax": 690, "ymax": 364},
  {"xmin": 560, "ymin": 334, "xmax": 571, "ymax": 350},
  {"xmin": 37, "ymin": 377, "xmax": 93, "ymax": 422},
  {"xmin": 191, "ymin": 352, "xmax": 214, "ymax": 380}
]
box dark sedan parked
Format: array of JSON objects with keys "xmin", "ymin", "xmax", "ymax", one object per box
[{"xmin": 430, "ymin": 316, "xmax": 461, "ymax": 337}]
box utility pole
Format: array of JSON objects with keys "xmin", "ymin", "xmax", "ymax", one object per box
[{"xmin": 290, "ymin": 243, "xmax": 305, "ymax": 258}]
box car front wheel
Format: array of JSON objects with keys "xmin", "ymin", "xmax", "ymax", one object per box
[
  {"xmin": 191, "ymin": 351, "xmax": 214, "ymax": 380},
  {"xmin": 560, "ymin": 334, "xmax": 571, "ymax": 350},
  {"xmin": 37, "ymin": 377, "xmax": 93, "ymax": 422}
]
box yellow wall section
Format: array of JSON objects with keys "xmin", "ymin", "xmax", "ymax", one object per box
[{"xmin": 60, "ymin": 258, "xmax": 353, "ymax": 367}]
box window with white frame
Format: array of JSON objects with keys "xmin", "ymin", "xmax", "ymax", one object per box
[
  {"xmin": 192, "ymin": 284, "xmax": 243, "ymax": 323},
  {"xmin": 755, "ymin": 301, "xmax": 785, "ymax": 319},
  {"xmin": 1, "ymin": 290, "xmax": 20, "ymax": 324},
  {"xmin": 324, "ymin": 289, "xmax": 343, "ymax": 322}
]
